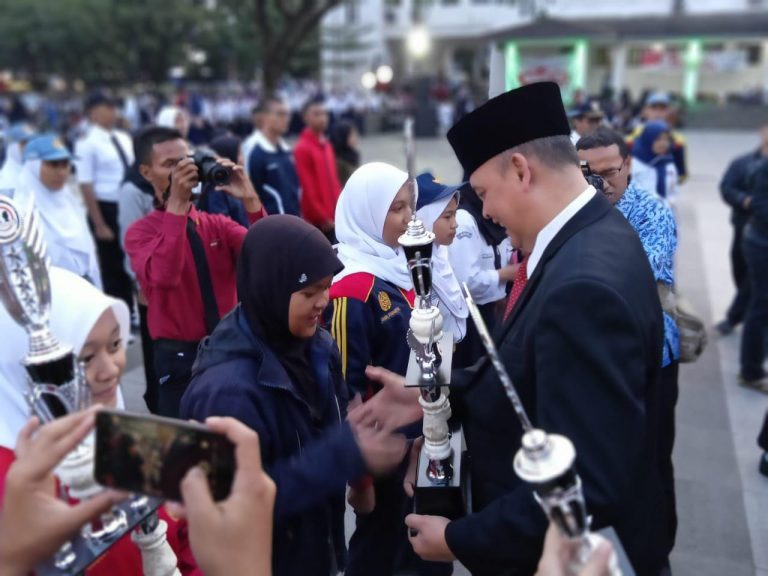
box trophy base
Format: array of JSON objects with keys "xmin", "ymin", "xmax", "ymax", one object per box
[
  {"xmin": 35, "ymin": 496, "xmax": 164, "ymax": 576},
  {"xmin": 412, "ymin": 424, "xmax": 469, "ymax": 520}
]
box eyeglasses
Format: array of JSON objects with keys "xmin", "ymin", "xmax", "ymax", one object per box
[{"xmin": 594, "ymin": 160, "xmax": 626, "ymax": 180}]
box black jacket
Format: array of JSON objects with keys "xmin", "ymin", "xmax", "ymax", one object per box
[
  {"xmin": 720, "ymin": 148, "xmax": 768, "ymax": 228},
  {"xmin": 179, "ymin": 306, "xmax": 366, "ymax": 576},
  {"xmin": 445, "ymin": 193, "xmax": 671, "ymax": 576}
]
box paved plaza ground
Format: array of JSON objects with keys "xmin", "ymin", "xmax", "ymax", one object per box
[{"xmin": 121, "ymin": 130, "xmax": 768, "ymax": 576}]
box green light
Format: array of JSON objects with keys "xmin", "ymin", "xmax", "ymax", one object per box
[
  {"xmin": 571, "ymin": 39, "xmax": 588, "ymax": 92},
  {"xmin": 505, "ymin": 42, "xmax": 520, "ymax": 91},
  {"xmin": 683, "ymin": 39, "xmax": 703, "ymax": 104}
]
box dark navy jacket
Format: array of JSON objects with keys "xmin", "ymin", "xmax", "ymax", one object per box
[
  {"xmin": 324, "ymin": 272, "xmax": 415, "ymax": 399},
  {"xmin": 720, "ymin": 148, "xmax": 768, "ymax": 230},
  {"xmin": 196, "ymin": 182, "xmax": 249, "ymax": 228},
  {"xmin": 247, "ymin": 139, "xmax": 301, "ymax": 217},
  {"xmin": 179, "ymin": 306, "xmax": 366, "ymax": 576}
]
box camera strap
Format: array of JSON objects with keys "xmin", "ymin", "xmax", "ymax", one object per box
[{"xmin": 186, "ymin": 218, "xmax": 220, "ymax": 334}]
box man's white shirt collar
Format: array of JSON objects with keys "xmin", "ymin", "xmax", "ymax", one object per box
[{"xmin": 526, "ymin": 186, "xmax": 596, "ymax": 277}]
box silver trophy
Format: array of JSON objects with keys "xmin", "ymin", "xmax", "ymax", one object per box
[
  {"xmin": 398, "ymin": 214, "xmax": 468, "ymax": 519},
  {"xmin": 462, "ymin": 283, "xmax": 627, "ymax": 576},
  {"xmin": 0, "ymin": 197, "xmax": 169, "ymax": 576}
]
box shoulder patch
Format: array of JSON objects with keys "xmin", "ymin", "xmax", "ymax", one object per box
[
  {"xmin": 330, "ymin": 272, "xmax": 376, "ymax": 302},
  {"xmin": 378, "ymin": 291, "xmax": 392, "ymax": 311}
]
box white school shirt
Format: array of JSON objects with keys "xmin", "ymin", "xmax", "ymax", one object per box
[
  {"xmin": 74, "ymin": 124, "xmax": 133, "ymax": 203},
  {"xmin": 448, "ymin": 209, "xmax": 514, "ymax": 306}
]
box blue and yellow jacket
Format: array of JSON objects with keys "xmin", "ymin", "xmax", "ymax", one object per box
[{"xmin": 325, "ymin": 272, "xmax": 415, "ymax": 400}]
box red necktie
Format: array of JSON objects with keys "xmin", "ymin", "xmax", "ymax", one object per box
[{"xmin": 503, "ymin": 256, "xmax": 529, "ymax": 322}]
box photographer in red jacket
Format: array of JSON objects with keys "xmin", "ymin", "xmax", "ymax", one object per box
[{"xmin": 294, "ymin": 99, "xmax": 342, "ymax": 242}]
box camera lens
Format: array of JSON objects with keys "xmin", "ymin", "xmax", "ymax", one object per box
[{"xmin": 209, "ymin": 165, "xmax": 230, "ymax": 186}]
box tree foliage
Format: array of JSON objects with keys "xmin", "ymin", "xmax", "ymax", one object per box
[{"xmin": 0, "ymin": 0, "xmax": 340, "ymax": 88}]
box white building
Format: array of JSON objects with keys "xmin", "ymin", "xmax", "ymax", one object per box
[{"xmin": 321, "ymin": 0, "xmax": 768, "ymax": 103}]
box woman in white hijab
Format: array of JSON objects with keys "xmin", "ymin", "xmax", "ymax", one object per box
[
  {"xmin": 414, "ymin": 172, "xmax": 468, "ymax": 343},
  {"xmin": 0, "ymin": 266, "xmax": 128, "ymax": 457},
  {"xmin": 328, "ymin": 162, "xmax": 447, "ymax": 575},
  {"xmin": 16, "ymin": 134, "xmax": 102, "ymax": 288},
  {"xmin": 155, "ymin": 106, "xmax": 190, "ymax": 138}
]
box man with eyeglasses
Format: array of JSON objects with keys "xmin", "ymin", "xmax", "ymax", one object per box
[
  {"xmin": 568, "ymin": 101, "xmax": 604, "ymax": 146},
  {"xmin": 577, "ymin": 126, "xmax": 680, "ymax": 549}
]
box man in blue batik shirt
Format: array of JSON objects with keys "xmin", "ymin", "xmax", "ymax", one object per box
[{"xmin": 577, "ymin": 126, "xmax": 680, "ymax": 546}]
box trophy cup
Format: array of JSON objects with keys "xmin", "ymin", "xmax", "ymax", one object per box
[
  {"xmin": 0, "ymin": 197, "xmax": 170, "ymax": 576},
  {"xmin": 398, "ymin": 214, "xmax": 468, "ymax": 520},
  {"xmin": 461, "ymin": 283, "xmax": 629, "ymax": 576}
]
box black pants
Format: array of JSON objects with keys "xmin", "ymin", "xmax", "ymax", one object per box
[
  {"xmin": 740, "ymin": 226, "xmax": 768, "ymax": 380},
  {"xmin": 138, "ymin": 303, "xmax": 158, "ymax": 414},
  {"xmin": 726, "ymin": 219, "xmax": 751, "ymax": 325},
  {"xmin": 153, "ymin": 339, "xmax": 199, "ymax": 418},
  {"xmin": 659, "ymin": 361, "xmax": 680, "ymax": 549},
  {"xmin": 90, "ymin": 201, "xmax": 133, "ymax": 311},
  {"xmin": 345, "ymin": 474, "xmax": 453, "ymax": 576},
  {"xmin": 758, "ymin": 411, "xmax": 768, "ymax": 452}
]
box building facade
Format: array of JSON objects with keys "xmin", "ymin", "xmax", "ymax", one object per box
[{"xmin": 321, "ymin": 0, "xmax": 768, "ymax": 104}]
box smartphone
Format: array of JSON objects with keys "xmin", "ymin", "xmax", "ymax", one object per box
[{"xmin": 94, "ymin": 409, "xmax": 236, "ymax": 502}]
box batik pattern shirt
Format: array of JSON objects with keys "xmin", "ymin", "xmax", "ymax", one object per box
[{"xmin": 616, "ymin": 181, "xmax": 680, "ymax": 366}]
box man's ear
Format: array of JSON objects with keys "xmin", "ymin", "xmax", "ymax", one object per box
[
  {"xmin": 138, "ymin": 163, "xmax": 150, "ymax": 180},
  {"xmin": 510, "ymin": 152, "xmax": 530, "ymax": 186}
]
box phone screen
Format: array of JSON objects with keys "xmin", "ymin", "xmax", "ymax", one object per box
[{"xmin": 94, "ymin": 410, "xmax": 235, "ymax": 502}]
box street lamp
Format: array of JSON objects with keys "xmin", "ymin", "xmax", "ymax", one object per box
[
  {"xmin": 407, "ymin": 25, "xmax": 431, "ymax": 59},
  {"xmin": 361, "ymin": 71, "xmax": 377, "ymax": 90},
  {"xmin": 376, "ymin": 65, "xmax": 394, "ymax": 84}
]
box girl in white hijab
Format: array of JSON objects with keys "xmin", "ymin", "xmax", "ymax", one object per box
[
  {"xmin": 16, "ymin": 134, "xmax": 102, "ymax": 288},
  {"xmin": 0, "ymin": 266, "xmax": 128, "ymax": 453},
  {"xmin": 155, "ymin": 106, "xmax": 190, "ymax": 138},
  {"xmin": 414, "ymin": 172, "xmax": 468, "ymax": 343},
  {"xmin": 0, "ymin": 123, "xmax": 35, "ymax": 194}
]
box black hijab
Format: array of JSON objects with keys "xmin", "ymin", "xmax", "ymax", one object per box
[
  {"xmin": 330, "ymin": 121, "xmax": 360, "ymax": 167},
  {"xmin": 457, "ymin": 182, "xmax": 508, "ymax": 246},
  {"xmin": 236, "ymin": 215, "xmax": 344, "ymax": 401}
]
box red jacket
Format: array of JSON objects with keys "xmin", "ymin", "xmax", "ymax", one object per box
[
  {"xmin": 125, "ymin": 205, "xmax": 265, "ymax": 342},
  {"xmin": 294, "ymin": 128, "xmax": 342, "ymax": 227}
]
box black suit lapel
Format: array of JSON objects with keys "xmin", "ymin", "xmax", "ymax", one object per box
[{"xmin": 494, "ymin": 192, "xmax": 612, "ymax": 344}]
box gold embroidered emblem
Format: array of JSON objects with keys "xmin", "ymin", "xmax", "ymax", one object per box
[{"xmin": 378, "ymin": 291, "xmax": 392, "ymax": 312}]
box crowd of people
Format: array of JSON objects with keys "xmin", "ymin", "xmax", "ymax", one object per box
[{"xmin": 0, "ymin": 76, "xmax": 764, "ymax": 576}]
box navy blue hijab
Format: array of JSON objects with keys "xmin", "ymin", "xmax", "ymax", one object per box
[{"xmin": 632, "ymin": 120, "xmax": 675, "ymax": 198}]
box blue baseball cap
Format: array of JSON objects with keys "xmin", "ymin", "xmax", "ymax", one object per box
[
  {"xmin": 646, "ymin": 92, "xmax": 671, "ymax": 107},
  {"xmin": 6, "ymin": 122, "xmax": 35, "ymax": 143},
  {"xmin": 568, "ymin": 101, "xmax": 604, "ymax": 119},
  {"xmin": 415, "ymin": 172, "xmax": 463, "ymax": 210},
  {"xmin": 23, "ymin": 134, "xmax": 74, "ymax": 162}
]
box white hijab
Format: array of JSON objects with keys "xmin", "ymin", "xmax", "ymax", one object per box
[
  {"xmin": 0, "ymin": 143, "xmax": 24, "ymax": 193},
  {"xmin": 15, "ymin": 161, "xmax": 102, "ymax": 288},
  {"xmin": 156, "ymin": 106, "xmax": 189, "ymax": 137},
  {"xmin": 334, "ymin": 162, "xmax": 413, "ymax": 288},
  {"xmin": 0, "ymin": 267, "xmax": 129, "ymax": 449},
  {"xmin": 416, "ymin": 193, "xmax": 468, "ymax": 342}
]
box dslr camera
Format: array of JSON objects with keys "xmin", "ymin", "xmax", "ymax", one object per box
[
  {"xmin": 191, "ymin": 148, "xmax": 231, "ymax": 186},
  {"xmin": 579, "ymin": 161, "xmax": 605, "ymax": 194}
]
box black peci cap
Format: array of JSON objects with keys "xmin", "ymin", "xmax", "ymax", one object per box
[{"xmin": 447, "ymin": 82, "xmax": 571, "ymax": 177}]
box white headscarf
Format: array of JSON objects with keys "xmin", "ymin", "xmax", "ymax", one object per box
[
  {"xmin": 416, "ymin": 193, "xmax": 468, "ymax": 342},
  {"xmin": 156, "ymin": 106, "xmax": 189, "ymax": 137},
  {"xmin": 334, "ymin": 162, "xmax": 413, "ymax": 288},
  {"xmin": 15, "ymin": 161, "xmax": 102, "ymax": 288},
  {"xmin": 0, "ymin": 267, "xmax": 129, "ymax": 449},
  {"xmin": 0, "ymin": 143, "xmax": 25, "ymax": 194}
]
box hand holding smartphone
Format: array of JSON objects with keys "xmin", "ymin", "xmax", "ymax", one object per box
[{"xmin": 94, "ymin": 410, "xmax": 236, "ymax": 502}]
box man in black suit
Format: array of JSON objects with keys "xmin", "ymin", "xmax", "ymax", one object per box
[{"xmin": 353, "ymin": 82, "xmax": 672, "ymax": 576}]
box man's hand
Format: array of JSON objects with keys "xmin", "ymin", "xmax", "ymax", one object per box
[
  {"xmin": 498, "ymin": 262, "xmax": 520, "ymax": 282},
  {"xmin": 0, "ymin": 408, "xmax": 124, "ymax": 576},
  {"xmin": 178, "ymin": 416, "xmax": 275, "ymax": 576},
  {"xmin": 535, "ymin": 524, "xmax": 613, "ymax": 576},
  {"xmin": 166, "ymin": 157, "xmax": 200, "ymax": 215},
  {"xmin": 352, "ymin": 423, "xmax": 408, "ymax": 475},
  {"xmin": 94, "ymin": 223, "xmax": 115, "ymax": 241},
  {"xmin": 405, "ymin": 514, "xmax": 456, "ymax": 562},
  {"xmin": 347, "ymin": 366, "xmax": 422, "ymax": 432},
  {"xmin": 216, "ymin": 161, "xmax": 263, "ymax": 213}
]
